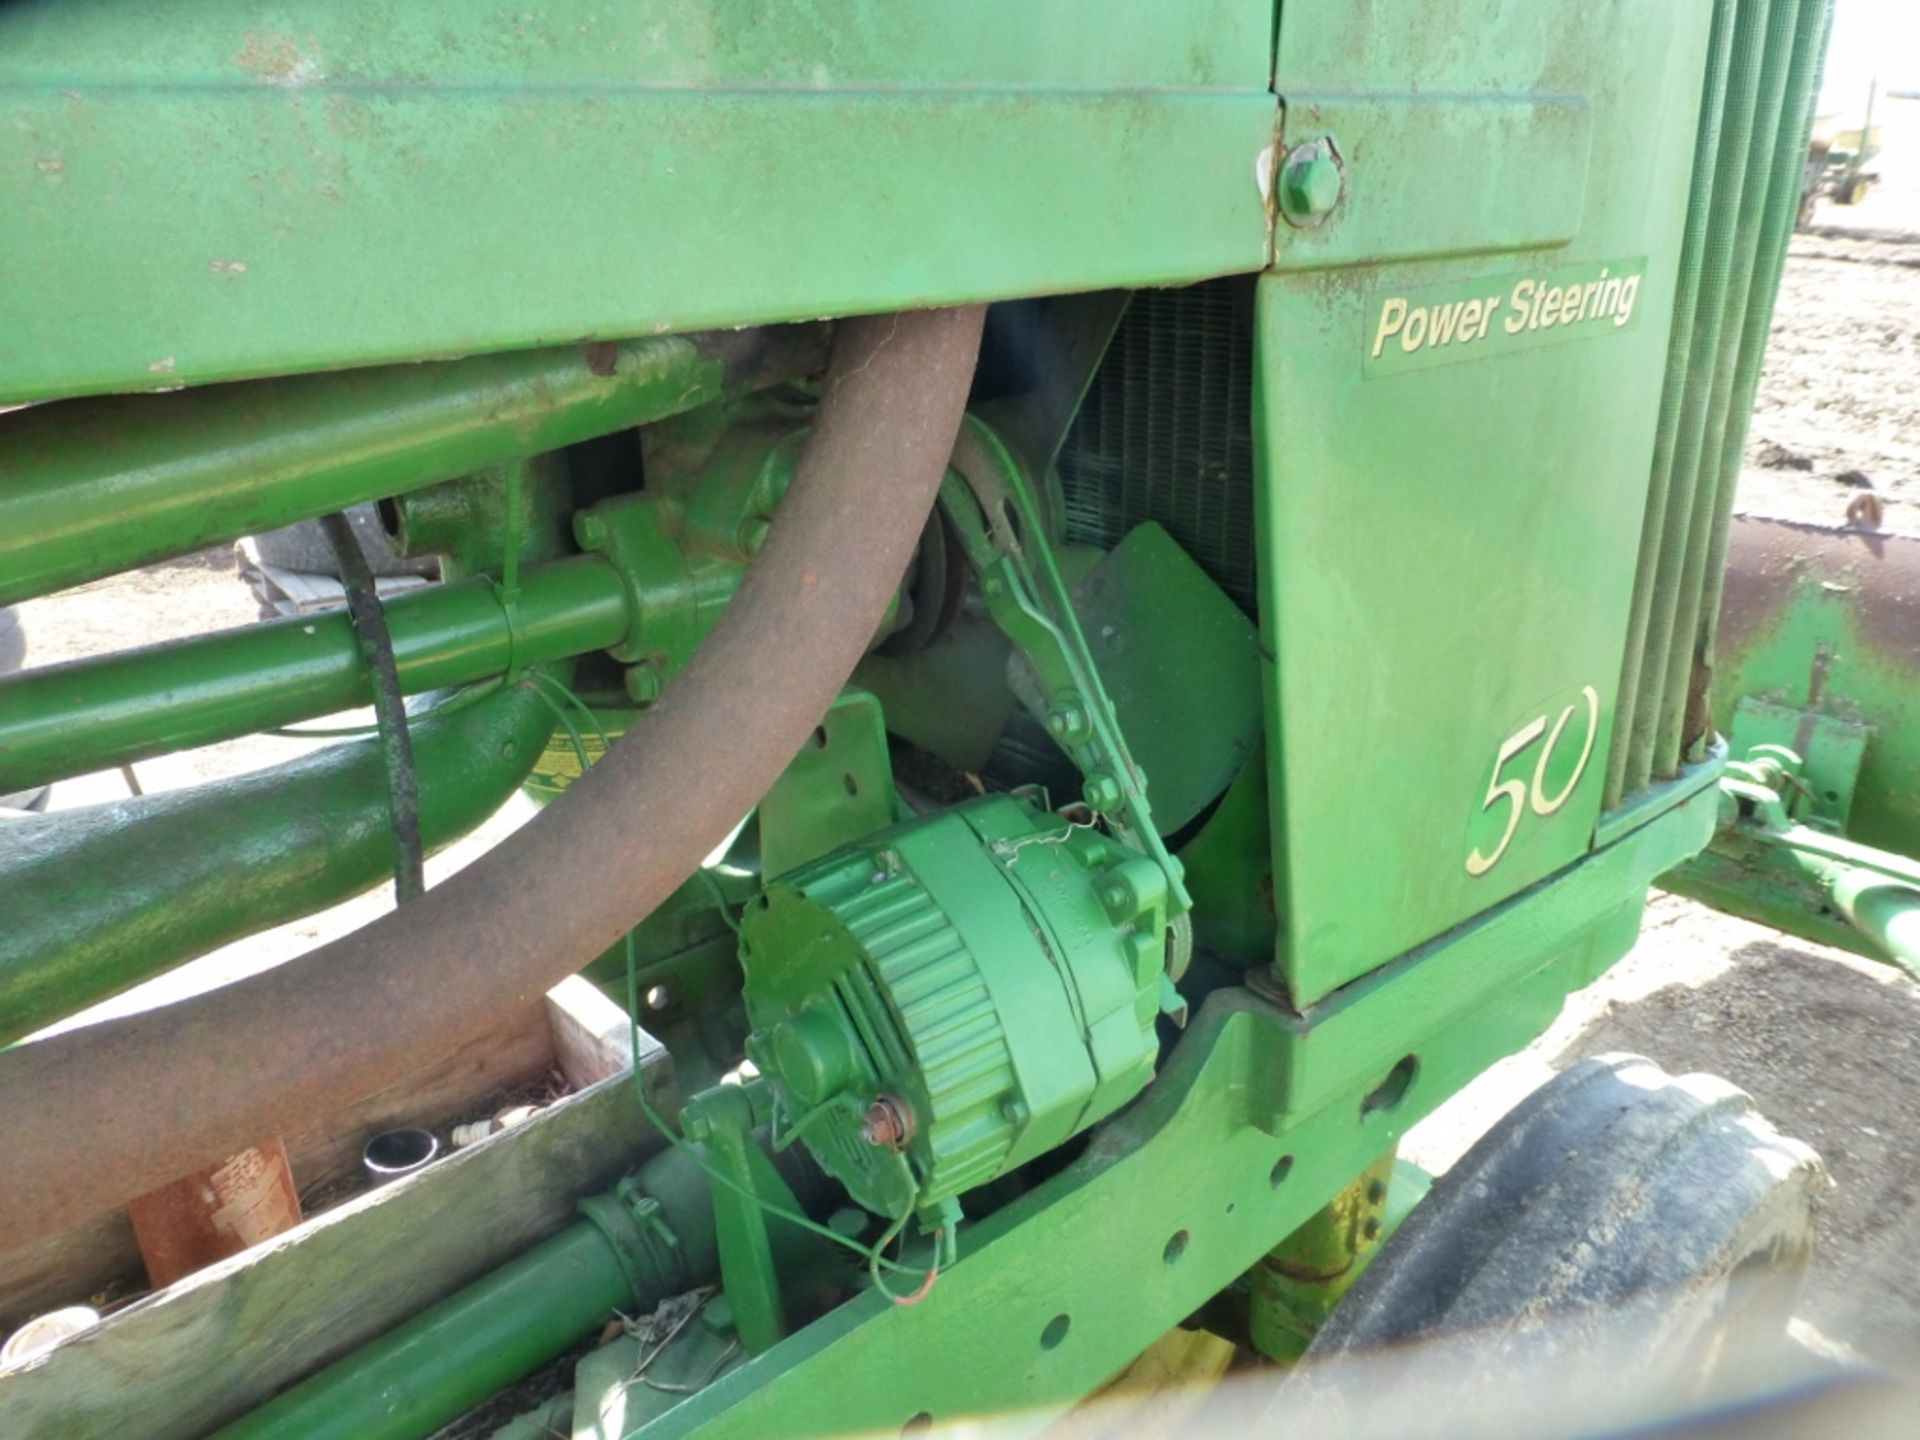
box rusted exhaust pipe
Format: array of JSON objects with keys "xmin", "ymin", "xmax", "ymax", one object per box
[{"xmin": 0, "ymin": 306, "xmax": 986, "ymax": 1252}]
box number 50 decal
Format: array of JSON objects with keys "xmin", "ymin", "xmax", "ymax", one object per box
[{"xmin": 1465, "ymin": 685, "xmax": 1601, "ymax": 877}]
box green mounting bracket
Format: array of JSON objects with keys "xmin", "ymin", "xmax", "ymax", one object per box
[
  {"xmin": 1726, "ymin": 698, "xmax": 1868, "ymax": 831},
  {"xmin": 940, "ymin": 417, "xmax": 1191, "ymax": 915},
  {"xmin": 680, "ymin": 1081, "xmax": 798, "ymax": 1357}
]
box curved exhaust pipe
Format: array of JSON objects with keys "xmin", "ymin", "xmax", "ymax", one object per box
[{"xmin": 0, "ymin": 306, "xmax": 986, "ymax": 1252}]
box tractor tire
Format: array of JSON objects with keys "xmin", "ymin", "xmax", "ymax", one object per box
[
  {"xmin": 1304, "ymin": 1054, "xmax": 1825, "ymax": 1411},
  {"xmin": 250, "ymin": 504, "xmax": 436, "ymax": 579}
]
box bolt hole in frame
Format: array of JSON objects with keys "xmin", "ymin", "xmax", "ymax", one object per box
[
  {"xmin": 1163, "ymin": 1229, "xmax": 1190, "ymax": 1265},
  {"xmin": 1361, "ymin": 1055, "xmax": 1418, "ymax": 1116},
  {"xmin": 1270, "ymin": 1154, "xmax": 1295, "ymax": 1189},
  {"xmin": 900, "ymin": 1412, "xmax": 934, "ymax": 1437},
  {"xmin": 1040, "ymin": 1313, "xmax": 1072, "ymax": 1350}
]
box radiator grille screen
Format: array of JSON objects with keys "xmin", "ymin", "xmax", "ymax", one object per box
[{"xmin": 1056, "ymin": 279, "xmax": 1259, "ymax": 616}]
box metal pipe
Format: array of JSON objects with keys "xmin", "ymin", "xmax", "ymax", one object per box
[
  {"xmin": 1828, "ymin": 869, "xmax": 1920, "ymax": 984},
  {"xmin": 0, "ymin": 326, "xmax": 826, "ymax": 608},
  {"xmin": 0, "ymin": 670, "xmax": 561, "ymax": 1044},
  {"xmin": 217, "ymin": 1146, "xmax": 719, "ymax": 1440},
  {"xmin": 0, "ymin": 556, "xmax": 624, "ymax": 793},
  {"xmin": 0, "ymin": 305, "xmax": 986, "ymax": 1252}
]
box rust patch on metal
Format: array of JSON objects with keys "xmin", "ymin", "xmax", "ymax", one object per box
[
  {"xmin": 1720, "ymin": 514, "xmax": 1920, "ymax": 672},
  {"xmin": 583, "ymin": 341, "xmax": 619, "ymax": 377}
]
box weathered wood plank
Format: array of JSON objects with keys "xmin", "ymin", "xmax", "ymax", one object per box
[
  {"xmin": 546, "ymin": 976, "xmax": 639, "ymax": 1091},
  {"xmin": 0, "ymin": 1037, "xmax": 671, "ymax": 1440},
  {"xmin": 0, "ymin": 1001, "xmax": 557, "ymax": 1339}
]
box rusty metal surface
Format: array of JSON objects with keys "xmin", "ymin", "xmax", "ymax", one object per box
[{"xmin": 127, "ymin": 1141, "xmax": 302, "ymax": 1290}]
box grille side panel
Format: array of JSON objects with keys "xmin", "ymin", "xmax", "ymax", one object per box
[{"xmin": 1606, "ymin": 0, "xmax": 1835, "ymax": 805}]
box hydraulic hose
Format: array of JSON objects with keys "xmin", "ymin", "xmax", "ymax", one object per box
[{"xmin": 0, "ymin": 305, "xmax": 985, "ymax": 1252}]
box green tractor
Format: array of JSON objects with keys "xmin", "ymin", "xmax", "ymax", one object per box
[{"xmin": 0, "ymin": 0, "xmax": 1903, "ymax": 1435}]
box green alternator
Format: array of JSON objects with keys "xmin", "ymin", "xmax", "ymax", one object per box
[{"xmin": 740, "ymin": 794, "xmax": 1169, "ymax": 1225}]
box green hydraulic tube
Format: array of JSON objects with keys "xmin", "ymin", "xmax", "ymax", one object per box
[
  {"xmin": 0, "ymin": 555, "xmax": 628, "ymax": 794},
  {"xmin": 219, "ymin": 1152, "xmax": 720, "ymax": 1440},
  {"xmin": 223, "ymin": 1222, "xmax": 636, "ymax": 1440},
  {"xmin": 0, "ymin": 325, "xmax": 823, "ymax": 607},
  {"xmin": 0, "ymin": 669, "xmax": 562, "ymax": 1045},
  {"xmin": 1827, "ymin": 870, "xmax": 1920, "ymax": 984}
]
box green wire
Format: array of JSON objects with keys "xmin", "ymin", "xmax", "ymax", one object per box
[{"xmin": 524, "ymin": 669, "xmax": 945, "ymax": 1291}]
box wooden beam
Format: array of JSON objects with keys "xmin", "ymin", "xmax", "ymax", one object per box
[
  {"xmin": 546, "ymin": 975, "xmax": 640, "ymax": 1090},
  {"xmin": 0, "ymin": 1000, "xmax": 558, "ymax": 1340},
  {"xmin": 0, "ymin": 1043, "xmax": 673, "ymax": 1440}
]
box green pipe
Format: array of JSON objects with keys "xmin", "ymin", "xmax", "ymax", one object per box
[
  {"xmin": 0, "ymin": 325, "xmax": 824, "ymax": 608},
  {"xmin": 0, "ymin": 555, "xmax": 627, "ymax": 794},
  {"xmin": 1828, "ymin": 870, "xmax": 1920, "ymax": 985},
  {"xmin": 227, "ymin": 1222, "xmax": 633, "ymax": 1440},
  {"xmin": 219, "ymin": 1148, "xmax": 721, "ymax": 1440},
  {"xmin": 0, "ymin": 669, "xmax": 561, "ymax": 1044}
]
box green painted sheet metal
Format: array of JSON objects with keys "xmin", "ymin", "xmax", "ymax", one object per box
[
  {"xmin": 0, "ymin": 2, "xmax": 1274, "ymax": 402},
  {"xmin": 1254, "ymin": 0, "xmax": 1715, "ymax": 1004},
  {"xmin": 1268, "ymin": 95, "xmax": 1593, "ymax": 271}
]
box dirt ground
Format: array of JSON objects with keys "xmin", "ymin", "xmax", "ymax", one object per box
[{"xmin": 9, "ymin": 106, "xmax": 1920, "ymax": 1385}]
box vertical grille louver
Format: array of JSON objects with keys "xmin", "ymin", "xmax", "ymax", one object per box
[{"xmin": 1605, "ymin": 0, "xmax": 1834, "ymax": 807}]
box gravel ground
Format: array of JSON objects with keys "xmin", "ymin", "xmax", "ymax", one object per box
[{"xmin": 9, "ymin": 117, "xmax": 1920, "ymax": 1388}]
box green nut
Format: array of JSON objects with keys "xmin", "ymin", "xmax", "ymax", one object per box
[
  {"xmin": 1046, "ymin": 698, "xmax": 1089, "ymax": 741},
  {"xmin": 1083, "ymin": 770, "xmax": 1124, "ymax": 813},
  {"xmin": 1279, "ymin": 139, "xmax": 1343, "ymax": 226}
]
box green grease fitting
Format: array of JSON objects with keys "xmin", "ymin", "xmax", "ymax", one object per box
[{"xmin": 1364, "ymin": 259, "xmax": 1648, "ymax": 375}]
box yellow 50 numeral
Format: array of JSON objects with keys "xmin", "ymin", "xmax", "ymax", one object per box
[{"xmin": 1465, "ymin": 685, "xmax": 1601, "ymax": 877}]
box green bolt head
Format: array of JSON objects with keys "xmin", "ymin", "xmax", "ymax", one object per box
[
  {"xmin": 573, "ymin": 510, "xmax": 610, "ymax": 550},
  {"xmin": 624, "ymin": 661, "xmax": 663, "ymax": 705},
  {"xmin": 1279, "ymin": 139, "xmax": 1343, "ymax": 227}
]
